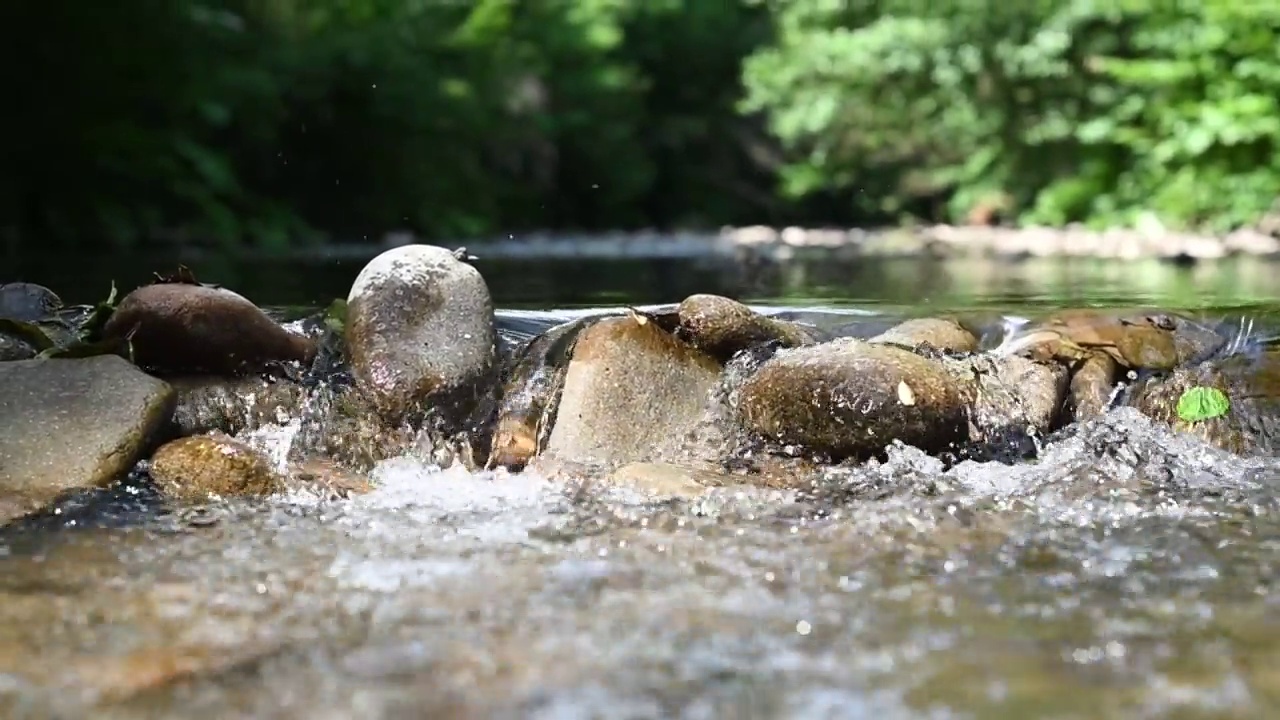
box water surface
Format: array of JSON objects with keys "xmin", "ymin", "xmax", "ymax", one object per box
[{"xmin": 3, "ymin": 252, "xmax": 1280, "ymax": 718}]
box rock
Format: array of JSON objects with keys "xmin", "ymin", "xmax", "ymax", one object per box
[
  {"xmin": 0, "ymin": 331, "xmax": 38, "ymax": 362},
  {"xmin": 543, "ymin": 314, "xmax": 723, "ymax": 466},
  {"xmin": 1124, "ymin": 351, "xmax": 1280, "ymax": 455},
  {"xmin": 0, "ymin": 282, "xmax": 61, "ymax": 322},
  {"xmin": 1067, "ymin": 352, "xmax": 1120, "ymax": 421},
  {"xmin": 869, "ymin": 317, "xmax": 978, "ymax": 354},
  {"xmin": 166, "ymin": 376, "xmax": 312, "ymax": 437},
  {"xmin": 954, "ymin": 354, "xmax": 1069, "ymax": 459},
  {"xmin": 345, "ymin": 244, "xmax": 497, "ymax": 429},
  {"xmin": 997, "ymin": 310, "xmax": 1225, "ymax": 372},
  {"xmin": 287, "ymin": 458, "xmax": 374, "ymax": 499},
  {"xmin": 102, "ymin": 283, "xmax": 317, "ymax": 376},
  {"xmin": 735, "ymin": 338, "xmax": 971, "ymax": 459},
  {"xmin": 675, "ymin": 294, "xmax": 820, "ymax": 361},
  {"xmin": 0, "ymin": 356, "xmax": 174, "ymax": 521},
  {"xmin": 485, "ymin": 316, "xmax": 600, "ymax": 471},
  {"xmin": 148, "ymin": 434, "xmax": 284, "ymax": 501},
  {"xmin": 606, "ymin": 462, "xmax": 710, "ymax": 497}
]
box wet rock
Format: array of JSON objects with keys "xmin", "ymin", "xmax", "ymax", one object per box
[
  {"xmin": 1067, "ymin": 352, "xmax": 1120, "ymax": 421},
  {"xmin": 487, "ymin": 315, "xmax": 602, "ymax": 472},
  {"xmin": 345, "ymin": 244, "xmax": 497, "ymax": 429},
  {"xmin": 954, "ymin": 354, "xmax": 1068, "ymax": 460},
  {"xmin": 735, "ymin": 339, "xmax": 971, "ymax": 459},
  {"xmin": 0, "ymin": 331, "xmax": 38, "ymax": 361},
  {"xmin": 606, "ymin": 462, "xmax": 713, "ymax": 497},
  {"xmin": 998, "ymin": 310, "xmax": 1225, "ymax": 372},
  {"xmin": 1124, "ymin": 351, "xmax": 1280, "ymax": 455},
  {"xmin": 869, "ymin": 317, "xmax": 978, "ymax": 354},
  {"xmin": 0, "ymin": 282, "xmax": 61, "ymax": 322},
  {"xmin": 102, "ymin": 283, "xmax": 317, "ymax": 376},
  {"xmin": 287, "ymin": 458, "xmax": 375, "ymax": 499},
  {"xmin": 543, "ymin": 314, "xmax": 723, "ymax": 466},
  {"xmin": 675, "ymin": 294, "xmax": 819, "ymax": 361},
  {"xmin": 167, "ymin": 376, "xmax": 312, "ymax": 437},
  {"xmin": 0, "ymin": 356, "xmax": 174, "ymax": 522},
  {"xmin": 149, "ymin": 434, "xmax": 284, "ymax": 501}
]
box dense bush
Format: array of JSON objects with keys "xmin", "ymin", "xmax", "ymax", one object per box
[{"xmin": 0, "ymin": 0, "xmax": 1277, "ymax": 251}]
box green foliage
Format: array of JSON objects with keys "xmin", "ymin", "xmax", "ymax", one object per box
[
  {"xmin": 1176, "ymin": 385, "xmax": 1231, "ymax": 423},
  {"xmin": 3, "ymin": 0, "xmax": 1279, "ymax": 246},
  {"xmin": 0, "ymin": 0, "xmax": 774, "ymax": 249},
  {"xmin": 741, "ymin": 0, "xmax": 1280, "ymax": 231}
]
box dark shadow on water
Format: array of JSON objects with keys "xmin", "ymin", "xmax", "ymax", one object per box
[{"xmin": 8, "ymin": 245, "xmax": 1280, "ymax": 311}]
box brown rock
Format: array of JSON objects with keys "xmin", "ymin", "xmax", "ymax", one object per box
[
  {"xmin": 543, "ymin": 314, "xmax": 723, "ymax": 466},
  {"xmin": 735, "ymin": 338, "xmax": 972, "ymax": 459},
  {"xmin": 870, "ymin": 317, "xmax": 979, "ymax": 354},
  {"xmin": 676, "ymin": 294, "xmax": 819, "ymax": 361},
  {"xmin": 149, "ymin": 434, "xmax": 284, "ymax": 501},
  {"xmin": 102, "ymin": 283, "xmax": 316, "ymax": 376}
]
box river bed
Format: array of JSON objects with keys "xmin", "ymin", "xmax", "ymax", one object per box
[{"xmin": 3, "ymin": 303, "xmax": 1280, "ymax": 719}]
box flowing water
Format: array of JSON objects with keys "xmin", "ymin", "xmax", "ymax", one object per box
[{"xmin": 5, "ymin": 255, "xmax": 1280, "ymax": 718}]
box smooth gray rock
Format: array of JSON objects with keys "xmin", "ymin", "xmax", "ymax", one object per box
[{"xmin": 0, "ymin": 356, "xmax": 174, "ymax": 522}]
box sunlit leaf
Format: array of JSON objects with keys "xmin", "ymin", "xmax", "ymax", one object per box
[{"xmin": 1176, "ymin": 386, "xmax": 1230, "ymax": 423}]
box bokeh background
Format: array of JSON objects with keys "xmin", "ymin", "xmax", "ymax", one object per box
[{"xmin": 2, "ymin": 1, "xmax": 1278, "ymax": 307}]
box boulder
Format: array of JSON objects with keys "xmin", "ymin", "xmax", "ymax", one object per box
[
  {"xmin": 0, "ymin": 356, "xmax": 174, "ymax": 522},
  {"xmin": 102, "ymin": 283, "xmax": 316, "ymax": 376},
  {"xmin": 543, "ymin": 314, "xmax": 723, "ymax": 466},
  {"xmin": 675, "ymin": 294, "xmax": 820, "ymax": 361},
  {"xmin": 0, "ymin": 282, "xmax": 61, "ymax": 322},
  {"xmin": 734, "ymin": 338, "xmax": 971, "ymax": 459},
  {"xmin": 345, "ymin": 245, "xmax": 497, "ymax": 429},
  {"xmin": 149, "ymin": 434, "xmax": 284, "ymax": 501}
]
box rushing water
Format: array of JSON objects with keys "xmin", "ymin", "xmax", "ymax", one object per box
[{"xmin": 5, "ymin": 255, "xmax": 1280, "ymax": 718}]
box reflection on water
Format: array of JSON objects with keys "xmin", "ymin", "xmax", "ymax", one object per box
[{"xmin": 10, "ymin": 249, "xmax": 1280, "ymax": 310}]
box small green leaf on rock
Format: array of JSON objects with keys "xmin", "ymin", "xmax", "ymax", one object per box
[
  {"xmin": 324, "ymin": 298, "xmax": 348, "ymax": 334},
  {"xmin": 1176, "ymin": 386, "xmax": 1230, "ymax": 423}
]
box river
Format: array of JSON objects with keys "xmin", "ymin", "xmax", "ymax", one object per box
[{"xmin": 3, "ymin": 252, "xmax": 1280, "ymax": 718}]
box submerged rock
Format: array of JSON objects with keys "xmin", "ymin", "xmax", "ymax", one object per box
[
  {"xmin": 543, "ymin": 314, "xmax": 722, "ymax": 466},
  {"xmin": 1124, "ymin": 350, "xmax": 1280, "ymax": 455},
  {"xmin": 102, "ymin": 283, "xmax": 316, "ymax": 376},
  {"xmin": 675, "ymin": 294, "xmax": 819, "ymax": 361},
  {"xmin": 869, "ymin": 317, "xmax": 979, "ymax": 354},
  {"xmin": 345, "ymin": 244, "xmax": 497, "ymax": 429},
  {"xmin": 166, "ymin": 376, "xmax": 313, "ymax": 437},
  {"xmin": 0, "ymin": 356, "xmax": 174, "ymax": 522},
  {"xmin": 734, "ymin": 338, "xmax": 971, "ymax": 459},
  {"xmin": 149, "ymin": 434, "xmax": 284, "ymax": 501}
]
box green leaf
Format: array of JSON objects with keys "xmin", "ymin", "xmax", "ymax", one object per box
[
  {"xmin": 1176, "ymin": 386, "xmax": 1231, "ymax": 423},
  {"xmin": 324, "ymin": 298, "xmax": 348, "ymax": 334}
]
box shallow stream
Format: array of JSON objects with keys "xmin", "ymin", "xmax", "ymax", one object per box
[{"xmin": 5, "ymin": 256, "xmax": 1280, "ymax": 719}]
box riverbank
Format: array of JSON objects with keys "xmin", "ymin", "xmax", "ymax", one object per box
[{"xmin": 345, "ymin": 220, "xmax": 1280, "ymax": 263}]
